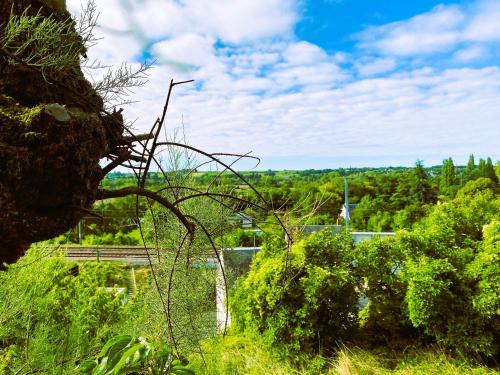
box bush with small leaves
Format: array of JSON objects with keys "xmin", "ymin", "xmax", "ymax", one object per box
[
  {"xmin": 231, "ymin": 231, "xmax": 359, "ymax": 355},
  {"xmin": 399, "ymin": 181, "xmax": 500, "ymax": 356},
  {"xmin": 0, "ymin": 247, "xmax": 129, "ymax": 373},
  {"xmin": 353, "ymin": 236, "xmax": 419, "ymax": 347}
]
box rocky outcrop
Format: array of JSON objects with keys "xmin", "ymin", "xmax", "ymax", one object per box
[{"xmin": 0, "ymin": 0, "xmax": 121, "ymax": 267}]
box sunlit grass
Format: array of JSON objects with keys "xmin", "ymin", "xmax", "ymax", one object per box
[{"xmin": 191, "ymin": 334, "xmax": 498, "ymax": 375}]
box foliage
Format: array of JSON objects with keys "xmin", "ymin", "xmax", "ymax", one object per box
[
  {"xmin": 484, "ymin": 157, "xmax": 499, "ymax": 184},
  {"xmin": 77, "ymin": 335, "xmax": 193, "ymax": 375},
  {"xmin": 223, "ymin": 228, "xmax": 262, "ymax": 248},
  {"xmin": 0, "ymin": 8, "xmax": 87, "ymax": 75},
  {"xmin": 229, "ymin": 177, "xmax": 499, "ymax": 359},
  {"xmin": 81, "ymin": 229, "xmax": 142, "ymax": 246},
  {"xmin": 191, "ymin": 334, "xmax": 327, "ymax": 375},
  {"xmin": 190, "ymin": 334, "xmax": 494, "ymax": 375},
  {"xmin": 331, "ymin": 347, "xmax": 495, "ymax": 375},
  {"xmin": 465, "ymin": 154, "xmax": 478, "ymax": 182},
  {"xmin": 352, "ymin": 237, "xmax": 418, "ymax": 347},
  {"xmin": 75, "ymin": 156, "xmax": 499, "ymax": 243},
  {"xmin": 468, "ymin": 221, "xmax": 500, "ymax": 319},
  {"xmin": 0, "ymin": 247, "xmax": 130, "ymax": 373},
  {"xmin": 133, "ymin": 154, "xmax": 230, "ymax": 355},
  {"xmin": 467, "ymin": 220, "xmax": 500, "ymax": 355},
  {"xmin": 232, "ymin": 231, "xmax": 359, "ymax": 355},
  {"xmin": 398, "ymin": 180, "xmax": 500, "ymax": 356},
  {"xmin": 410, "ymin": 160, "xmax": 437, "ymax": 204},
  {"xmin": 439, "ymin": 157, "xmax": 458, "ymax": 197}
]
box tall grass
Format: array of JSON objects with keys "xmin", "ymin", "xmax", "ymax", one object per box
[{"xmin": 190, "ymin": 334, "xmax": 498, "ymax": 375}]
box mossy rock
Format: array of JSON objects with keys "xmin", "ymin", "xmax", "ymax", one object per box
[{"xmin": 0, "ymin": 1, "xmax": 125, "ymax": 267}]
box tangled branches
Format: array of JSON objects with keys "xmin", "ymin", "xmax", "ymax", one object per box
[{"xmin": 0, "ymin": 2, "xmax": 292, "ymax": 359}]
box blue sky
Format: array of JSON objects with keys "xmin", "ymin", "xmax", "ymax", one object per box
[
  {"xmin": 68, "ymin": 0, "xmax": 500, "ymax": 170},
  {"xmin": 297, "ymin": 0, "xmax": 462, "ymax": 50}
]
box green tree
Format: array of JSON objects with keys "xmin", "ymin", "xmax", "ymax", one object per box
[
  {"xmin": 464, "ymin": 154, "xmax": 477, "ymax": 182},
  {"xmin": 478, "ymin": 158, "xmax": 487, "ymax": 178},
  {"xmin": 410, "ymin": 161, "xmax": 436, "ymax": 204},
  {"xmin": 485, "ymin": 157, "xmax": 499, "ymax": 184},
  {"xmin": 393, "ymin": 204, "xmax": 427, "ymax": 230},
  {"xmin": 439, "ymin": 157, "xmax": 458, "ymax": 197},
  {"xmin": 399, "ymin": 180, "xmax": 500, "ymax": 355}
]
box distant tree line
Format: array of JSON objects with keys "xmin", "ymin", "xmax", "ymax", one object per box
[{"xmin": 56, "ymin": 155, "xmax": 499, "ymax": 245}]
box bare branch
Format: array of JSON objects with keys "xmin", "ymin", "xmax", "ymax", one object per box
[
  {"xmin": 119, "ymin": 133, "xmax": 154, "ymax": 144},
  {"xmin": 139, "ymin": 79, "xmax": 194, "ymax": 189},
  {"xmin": 156, "ymin": 141, "xmax": 292, "ymax": 242},
  {"xmin": 97, "ymin": 187, "xmax": 195, "ymax": 236}
]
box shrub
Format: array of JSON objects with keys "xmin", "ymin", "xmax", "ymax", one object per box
[
  {"xmin": 0, "ymin": 247, "xmax": 129, "ymax": 373},
  {"xmin": 231, "ymin": 231, "xmax": 359, "ymax": 355},
  {"xmin": 399, "ymin": 182, "xmax": 500, "ymax": 356},
  {"xmin": 403, "ymin": 255, "xmax": 493, "ymax": 354},
  {"xmin": 229, "ymin": 180, "xmax": 500, "ymax": 358},
  {"xmin": 353, "ymin": 237, "xmax": 419, "ymax": 347},
  {"xmin": 467, "ymin": 221, "xmax": 500, "ymax": 355}
]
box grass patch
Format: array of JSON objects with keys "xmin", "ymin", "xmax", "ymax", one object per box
[{"xmin": 190, "ymin": 334, "xmax": 499, "ymax": 375}]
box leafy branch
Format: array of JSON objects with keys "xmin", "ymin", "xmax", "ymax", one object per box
[
  {"xmin": 0, "ymin": 7, "xmax": 86, "ymax": 75},
  {"xmin": 93, "ymin": 62, "xmax": 152, "ymax": 109},
  {"xmin": 77, "ymin": 335, "xmax": 194, "ymax": 374}
]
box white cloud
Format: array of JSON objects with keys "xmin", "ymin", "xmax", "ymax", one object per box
[
  {"xmin": 127, "ymin": 63, "xmax": 500, "ymax": 163},
  {"xmin": 464, "ymin": 0, "xmax": 500, "ymax": 42},
  {"xmin": 65, "ymin": 0, "xmax": 500, "ymax": 167},
  {"xmin": 152, "ymin": 34, "xmax": 216, "ymax": 67},
  {"xmin": 132, "ymin": 0, "xmax": 189, "ymax": 39},
  {"xmin": 356, "ymin": 0, "xmax": 500, "ymax": 60},
  {"xmin": 356, "ymin": 4, "xmax": 464, "ymax": 56},
  {"xmin": 283, "ymin": 41, "xmax": 328, "ymax": 65},
  {"xmin": 269, "ymin": 61, "xmax": 346, "ymax": 91},
  {"xmin": 356, "ymin": 58, "xmax": 397, "ymax": 76},
  {"xmin": 182, "ymin": 0, "xmax": 297, "ymax": 43},
  {"xmin": 453, "ymin": 46, "xmax": 488, "ymax": 62}
]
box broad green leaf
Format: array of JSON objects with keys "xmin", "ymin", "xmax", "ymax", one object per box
[
  {"xmin": 113, "ymin": 343, "xmax": 145, "ymax": 374},
  {"xmin": 92, "ymin": 357, "xmax": 109, "ymax": 375},
  {"xmin": 76, "ymin": 359, "xmax": 97, "ymax": 373},
  {"xmin": 97, "ymin": 335, "xmax": 133, "ymax": 359}
]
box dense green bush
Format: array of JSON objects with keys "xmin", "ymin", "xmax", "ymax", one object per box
[
  {"xmin": 399, "ymin": 179, "xmax": 500, "ymax": 356},
  {"xmin": 232, "ymin": 231, "xmax": 359, "ymax": 355},
  {"xmin": 81, "ymin": 229, "xmax": 142, "ymax": 246},
  {"xmin": 0, "ymin": 247, "xmax": 130, "ymax": 373},
  {"xmin": 353, "ymin": 237, "xmax": 419, "ymax": 347},
  {"xmin": 223, "ymin": 228, "xmax": 262, "ymax": 248},
  {"xmin": 467, "ymin": 221, "xmax": 500, "ymax": 356},
  {"xmin": 230, "ymin": 177, "xmax": 499, "ymax": 359}
]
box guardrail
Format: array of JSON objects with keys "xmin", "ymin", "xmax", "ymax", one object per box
[
  {"xmin": 62, "ymin": 246, "xmax": 151, "ymax": 264},
  {"xmin": 61, "ymin": 246, "xmax": 261, "ymax": 264}
]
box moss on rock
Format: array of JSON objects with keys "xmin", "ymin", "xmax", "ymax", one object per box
[{"xmin": 0, "ymin": 1, "xmax": 124, "ymax": 267}]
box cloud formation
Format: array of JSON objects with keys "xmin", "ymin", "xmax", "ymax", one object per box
[
  {"xmin": 68, "ymin": 0, "xmax": 500, "ymax": 168},
  {"xmin": 355, "ymin": 0, "xmax": 500, "ymax": 60}
]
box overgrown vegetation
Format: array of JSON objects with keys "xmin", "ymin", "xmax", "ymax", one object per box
[
  {"xmin": 230, "ymin": 177, "xmax": 499, "ymax": 363},
  {"xmin": 1, "ymin": 1, "xmax": 499, "ymax": 373},
  {"xmin": 190, "ymin": 335, "xmax": 496, "ymax": 374},
  {"xmin": 1, "ymin": 169, "xmax": 498, "ymax": 373},
  {"xmin": 0, "ymin": 247, "xmax": 130, "ymax": 373},
  {"xmin": 68, "ymin": 156, "xmax": 499, "ymax": 246}
]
